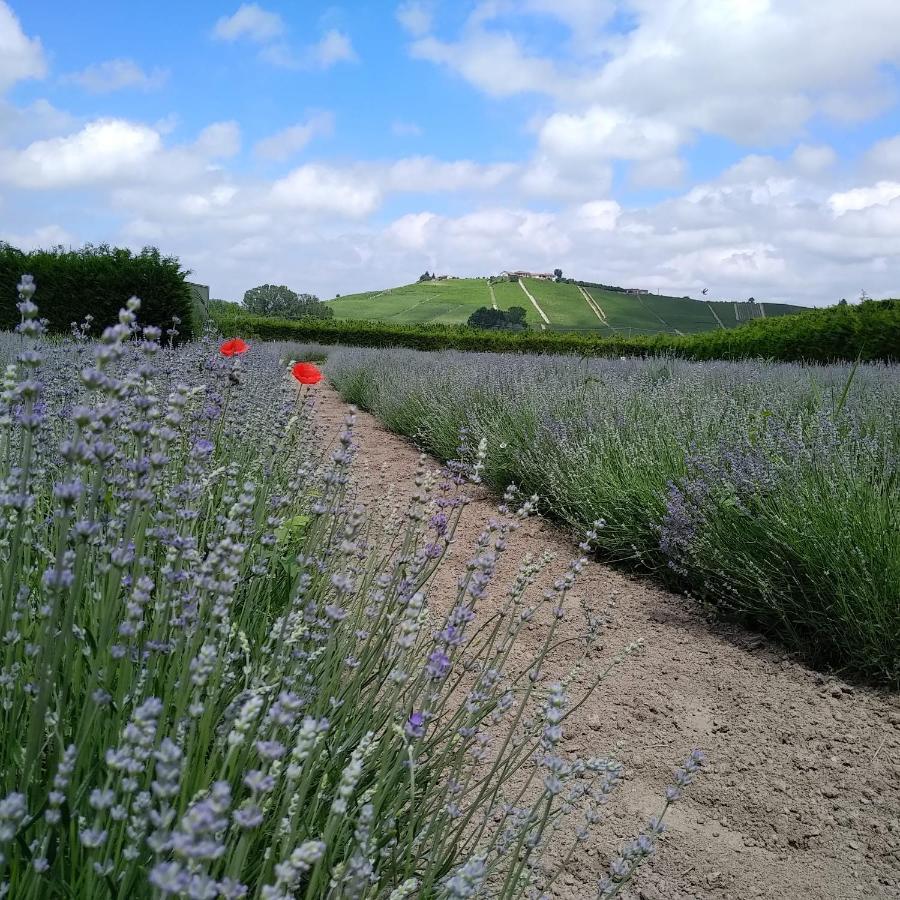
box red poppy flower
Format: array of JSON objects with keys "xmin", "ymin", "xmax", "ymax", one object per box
[
  {"xmin": 220, "ymin": 338, "xmax": 249, "ymax": 357},
  {"xmin": 291, "ymin": 362, "xmax": 323, "ymax": 385}
]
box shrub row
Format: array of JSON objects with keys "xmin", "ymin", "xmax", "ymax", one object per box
[
  {"xmin": 327, "ymin": 348, "xmax": 900, "ymax": 685},
  {"xmin": 214, "ymin": 298, "xmax": 900, "ymax": 363},
  {"xmin": 0, "ymin": 243, "xmax": 195, "ymax": 337}
]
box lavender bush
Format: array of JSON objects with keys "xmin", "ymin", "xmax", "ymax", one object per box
[
  {"xmin": 0, "ymin": 279, "xmax": 700, "ymax": 898},
  {"xmin": 327, "ymin": 347, "xmax": 900, "ymax": 685}
]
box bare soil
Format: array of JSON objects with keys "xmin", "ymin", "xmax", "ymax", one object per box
[{"xmin": 314, "ymin": 386, "xmax": 900, "ymax": 900}]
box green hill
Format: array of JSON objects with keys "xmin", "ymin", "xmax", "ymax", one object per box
[{"xmin": 326, "ymin": 277, "xmax": 808, "ymax": 335}]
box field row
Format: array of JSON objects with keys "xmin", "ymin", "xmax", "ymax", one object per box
[{"xmin": 326, "ymin": 347, "xmax": 900, "ymax": 685}]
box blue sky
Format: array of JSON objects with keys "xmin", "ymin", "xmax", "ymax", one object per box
[{"xmin": 2, "ymin": 1, "xmax": 900, "ymax": 304}]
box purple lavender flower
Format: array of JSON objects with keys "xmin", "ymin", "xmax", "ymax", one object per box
[{"xmin": 405, "ymin": 711, "xmax": 426, "ymax": 739}]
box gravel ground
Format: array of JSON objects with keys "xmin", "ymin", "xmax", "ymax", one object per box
[{"xmin": 314, "ymin": 385, "xmax": 900, "ymax": 900}]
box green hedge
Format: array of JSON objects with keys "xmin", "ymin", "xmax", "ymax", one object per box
[
  {"xmin": 1, "ymin": 243, "xmax": 195, "ymax": 337},
  {"xmin": 213, "ymin": 298, "xmax": 900, "ymax": 363}
]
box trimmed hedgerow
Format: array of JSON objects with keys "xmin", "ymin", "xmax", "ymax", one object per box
[
  {"xmin": 0, "ymin": 243, "xmax": 195, "ymax": 337},
  {"xmin": 213, "ymin": 299, "xmax": 900, "ymax": 364}
]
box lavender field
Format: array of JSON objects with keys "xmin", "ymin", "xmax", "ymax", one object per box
[
  {"xmin": 0, "ymin": 281, "xmax": 704, "ymax": 898},
  {"xmin": 327, "ymin": 347, "xmax": 900, "ymax": 685}
]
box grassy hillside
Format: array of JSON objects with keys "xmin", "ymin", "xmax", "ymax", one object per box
[
  {"xmin": 327, "ymin": 277, "xmax": 809, "ymax": 335},
  {"xmin": 328, "ymin": 279, "xmax": 493, "ymax": 325}
]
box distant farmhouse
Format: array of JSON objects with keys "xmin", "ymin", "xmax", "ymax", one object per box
[
  {"xmin": 499, "ymin": 270, "xmax": 554, "ymax": 281},
  {"xmin": 625, "ymin": 288, "xmax": 650, "ymax": 295}
]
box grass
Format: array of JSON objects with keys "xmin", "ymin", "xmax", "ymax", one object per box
[
  {"xmin": 324, "ymin": 278, "xmax": 809, "ymax": 336},
  {"xmin": 327, "ymin": 347, "xmax": 900, "ymax": 686},
  {"xmin": 328, "ymin": 279, "xmax": 494, "ymax": 325}
]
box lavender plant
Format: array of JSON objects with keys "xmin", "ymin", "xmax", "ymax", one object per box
[
  {"xmin": 327, "ymin": 347, "xmax": 900, "ymax": 685},
  {"xmin": 0, "ymin": 279, "xmax": 700, "ymax": 898}
]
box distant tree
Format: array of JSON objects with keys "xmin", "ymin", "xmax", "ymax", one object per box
[
  {"xmin": 242, "ymin": 284, "xmax": 333, "ymax": 319},
  {"xmin": 467, "ymin": 306, "xmax": 527, "ymax": 331},
  {"xmin": 468, "ymin": 307, "xmax": 504, "ymax": 329},
  {"xmin": 747, "ymin": 296, "xmax": 756, "ymax": 304},
  {"xmin": 417, "ymin": 271, "xmax": 433, "ymax": 283},
  {"xmin": 553, "ymin": 268, "xmax": 563, "ymax": 281},
  {"xmin": 505, "ymin": 306, "xmax": 527, "ymax": 327},
  {"xmin": 208, "ymin": 298, "xmax": 241, "ymax": 315},
  {"xmin": 838, "ymin": 298, "xmax": 848, "ymax": 306}
]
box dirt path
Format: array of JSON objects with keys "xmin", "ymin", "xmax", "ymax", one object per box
[
  {"xmin": 518, "ymin": 278, "xmax": 550, "ymax": 329},
  {"xmin": 315, "ymin": 386, "xmax": 900, "ymax": 900},
  {"xmin": 577, "ymin": 284, "xmax": 608, "ymax": 326},
  {"xmin": 706, "ymin": 302, "xmax": 727, "ymax": 331}
]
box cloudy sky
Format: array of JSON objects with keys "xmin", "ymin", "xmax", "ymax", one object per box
[{"xmin": 3, "ymin": 1, "xmax": 900, "ymax": 304}]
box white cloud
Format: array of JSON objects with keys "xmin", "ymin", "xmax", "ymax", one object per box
[
  {"xmin": 574, "ymin": 200, "xmax": 621, "ymax": 231},
  {"xmin": 265, "ymin": 155, "xmax": 517, "ymax": 218},
  {"xmin": 408, "ymin": 0, "xmax": 900, "ymax": 153},
  {"xmin": 0, "ymin": 1, "xmax": 46, "ymax": 90},
  {"xmin": 864, "ymin": 135, "xmax": 900, "ymax": 173},
  {"xmin": 0, "ymin": 98, "xmax": 75, "ymax": 144},
  {"xmin": 194, "ymin": 121, "xmax": 241, "ymax": 159},
  {"xmin": 538, "ymin": 106, "xmax": 683, "ymax": 162},
  {"xmin": 385, "ymin": 157, "xmax": 515, "ymax": 192},
  {"xmin": 254, "ymin": 112, "xmax": 334, "ymax": 160},
  {"xmin": 630, "ymin": 157, "xmax": 686, "ymax": 189},
  {"xmin": 307, "ymin": 30, "xmax": 357, "ymax": 67},
  {"xmin": 0, "ymin": 223, "xmax": 74, "ymax": 250},
  {"xmin": 1, "ymin": 119, "xmax": 162, "ymax": 189},
  {"xmin": 258, "ymin": 30, "xmax": 357, "ymax": 70},
  {"xmin": 270, "ymin": 164, "xmax": 382, "ymax": 218},
  {"xmin": 520, "ymin": 0, "xmax": 616, "ymax": 31},
  {"xmin": 396, "ymin": 2, "xmax": 432, "ymax": 36},
  {"xmin": 212, "ymin": 4, "xmax": 284, "ymax": 43},
  {"xmin": 66, "ymin": 59, "xmax": 169, "ymax": 93},
  {"xmin": 790, "ymin": 144, "xmax": 837, "ymax": 176},
  {"xmin": 519, "ymin": 155, "xmax": 612, "ymax": 199},
  {"xmin": 391, "ymin": 120, "xmax": 423, "ymax": 137},
  {"xmin": 587, "ymin": 0, "xmax": 900, "ymax": 141},
  {"xmin": 411, "ymin": 32, "xmax": 563, "ymax": 98},
  {"xmin": 387, "ymin": 211, "xmax": 437, "ymax": 249},
  {"xmin": 829, "ymin": 181, "xmax": 900, "ymax": 214}
]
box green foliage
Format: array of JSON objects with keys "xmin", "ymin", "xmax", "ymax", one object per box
[
  {"xmin": 242, "ymin": 283, "xmax": 334, "ymax": 320},
  {"xmin": 208, "ymin": 298, "xmax": 241, "ymax": 317},
  {"xmin": 467, "ymin": 305, "xmax": 528, "ymax": 330},
  {"xmin": 0, "ymin": 242, "xmax": 195, "ymax": 336},
  {"xmin": 212, "ymin": 299, "xmax": 900, "ymax": 363}
]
